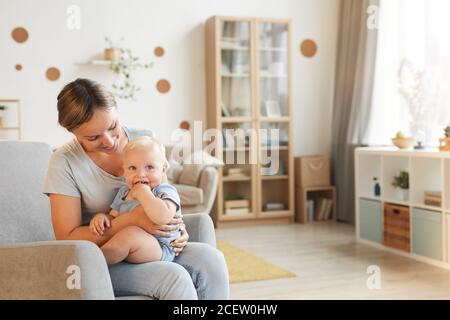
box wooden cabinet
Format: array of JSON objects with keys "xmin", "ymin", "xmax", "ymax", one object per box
[{"xmin": 205, "ymin": 16, "xmax": 294, "ymax": 226}]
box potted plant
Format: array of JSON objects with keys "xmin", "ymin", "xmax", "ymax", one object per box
[
  {"xmin": 445, "ymin": 125, "xmax": 450, "ymax": 138},
  {"xmin": 392, "ymin": 170, "xmax": 409, "ymax": 201},
  {"xmin": 0, "ymin": 105, "xmax": 7, "ymax": 127},
  {"xmin": 104, "ymin": 37, "xmax": 122, "ymax": 61},
  {"xmin": 105, "ymin": 37, "xmax": 153, "ymax": 100},
  {"xmin": 439, "ymin": 125, "xmax": 450, "ymax": 151}
]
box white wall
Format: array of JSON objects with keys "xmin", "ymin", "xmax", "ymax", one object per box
[{"xmin": 0, "ymin": 0, "xmax": 339, "ymax": 155}]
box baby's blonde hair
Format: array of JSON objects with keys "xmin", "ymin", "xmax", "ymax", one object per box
[{"xmin": 123, "ymin": 136, "xmax": 168, "ymax": 167}]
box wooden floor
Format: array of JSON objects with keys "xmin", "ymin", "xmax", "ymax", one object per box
[{"xmin": 215, "ymin": 221, "xmax": 450, "ymax": 299}]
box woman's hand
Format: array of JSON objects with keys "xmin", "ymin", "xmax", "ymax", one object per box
[
  {"xmin": 130, "ymin": 206, "xmax": 188, "ymax": 255},
  {"xmin": 171, "ymin": 224, "xmax": 189, "ymax": 256}
]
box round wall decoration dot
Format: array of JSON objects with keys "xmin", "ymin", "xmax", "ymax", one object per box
[
  {"xmin": 12, "ymin": 27, "xmax": 29, "ymax": 43},
  {"xmin": 300, "ymin": 39, "xmax": 317, "ymax": 58},
  {"xmin": 156, "ymin": 79, "xmax": 171, "ymax": 93},
  {"xmin": 15, "ymin": 64, "xmax": 23, "ymax": 71},
  {"xmin": 154, "ymin": 47, "xmax": 165, "ymax": 57},
  {"xmin": 46, "ymin": 67, "xmax": 61, "ymax": 81},
  {"xmin": 180, "ymin": 121, "xmax": 190, "ymax": 130}
]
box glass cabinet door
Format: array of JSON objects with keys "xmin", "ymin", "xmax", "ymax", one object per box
[
  {"xmin": 220, "ymin": 20, "xmax": 253, "ymax": 118},
  {"xmin": 257, "ymin": 22, "xmax": 289, "ymax": 119},
  {"xmin": 257, "ymin": 21, "xmax": 290, "ymax": 215}
]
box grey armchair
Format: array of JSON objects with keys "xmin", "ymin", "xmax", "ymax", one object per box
[
  {"xmin": 172, "ymin": 167, "xmax": 218, "ymax": 215},
  {"xmin": 165, "ymin": 145, "xmax": 219, "ymax": 216},
  {"xmin": 0, "ymin": 141, "xmax": 221, "ymax": 299}
]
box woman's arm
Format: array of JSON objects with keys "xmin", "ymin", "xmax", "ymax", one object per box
[{"xmin": 49, "ymin": 194, "xmax": 179, "ymax": 246}]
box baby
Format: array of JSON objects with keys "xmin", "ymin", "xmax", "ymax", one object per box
[{"xmin": 89, "ymin": 136, "xmax": 181, "ymax": 265}]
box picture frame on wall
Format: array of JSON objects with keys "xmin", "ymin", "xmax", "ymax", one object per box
[
  {"xmin": 265, "ymin": 100, "xmax": 281, "ymax": 117},
  {"xmin": 0, "ymin": 99, "xmax": 21, "ymax": 140}
]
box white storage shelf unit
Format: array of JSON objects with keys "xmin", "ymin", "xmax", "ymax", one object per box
[{"xmin": 355, "ymin": 147, "xmax": 450, "ymax": 269}]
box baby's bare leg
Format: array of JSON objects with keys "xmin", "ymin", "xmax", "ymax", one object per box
[{"xmin": 101, "ymin": 226, "xmax": 162, "ymax": 265}]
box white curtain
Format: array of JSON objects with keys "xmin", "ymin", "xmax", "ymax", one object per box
[{"xmin": 366, "ymin": 0, "xmax": 450, "ymax": 146}]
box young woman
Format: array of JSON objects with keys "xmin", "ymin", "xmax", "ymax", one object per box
[{"xmin": 43, "ymin": 78, "xmax": 228, "ymax": 299}]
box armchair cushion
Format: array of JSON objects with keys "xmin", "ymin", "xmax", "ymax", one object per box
[
  {"xmin": 174, "ymin": 184, "xmax": 204, "ymax": 206},
  {"xmin": 175, "ymin": 150, "xmax": 224, "ymax": 186},
  {"xmin": 178, "ymin": 164, "xmax": 203, "ymax": 186},
  {"xmin": 167, "ymin": 161, "xmax": 183, "ymax": 184}
]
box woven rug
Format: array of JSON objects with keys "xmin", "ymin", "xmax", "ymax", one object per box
[{"xmin": 217, "ymin": 240, "xmax": 296, "ymax": 283}]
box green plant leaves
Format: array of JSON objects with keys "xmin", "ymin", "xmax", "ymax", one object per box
[{"xmin": 106, "ymin": 39, "xmax": 153, "ymax": 101}]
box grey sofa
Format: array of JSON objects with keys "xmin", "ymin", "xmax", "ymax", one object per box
[{"xmin": 0, "ymin": 141, "xmax": 220, "ymax": 299}]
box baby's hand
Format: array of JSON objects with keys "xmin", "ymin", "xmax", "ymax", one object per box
[
  {"xmin": 129, "ymin": 183, "xmax": 152, "ymax": 200},
  {"xmin": 89, "ymin": 213, "xmax": 111, "ymax": 236}
]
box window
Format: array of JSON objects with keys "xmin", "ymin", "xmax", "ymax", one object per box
[{"xmin": 367, "ymin": 0, "xmax": 450, "ymax": 146}]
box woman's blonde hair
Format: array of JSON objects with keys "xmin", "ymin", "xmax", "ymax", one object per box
[{"xmin": 57, "ymin": 78, "xmax": 117, "ymax": 131}]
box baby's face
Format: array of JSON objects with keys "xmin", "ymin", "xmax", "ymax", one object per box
[{"xmin": 122, "ymin": 146, "xmax": 166, "ymax": 189}]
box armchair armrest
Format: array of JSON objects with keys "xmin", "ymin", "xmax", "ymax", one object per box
[
  {"xmin": 0, "ymin": 240, "xmax": 114, "ymax": 300},
  {"xmin": 198, "ymin": 167, "xmax": 219, "ymax": 213},
  {"xmin": 183, "ymin": 213, "xmax": 216, "ymax": 247}
]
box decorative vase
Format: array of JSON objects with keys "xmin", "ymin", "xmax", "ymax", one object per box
[
  {"xmin": 439, "ymin": 137, "xmax": 450, "ymax": 151},
  {"xmin": 374, "ymin": 182, "xmax": 381, "ymax": 197},
  {"xmin": 104, "ymin": 48, "xmax": 121, "ymax": 61}
]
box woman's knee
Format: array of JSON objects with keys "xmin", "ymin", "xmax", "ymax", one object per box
[
  {"xmin": 175, "ymin": 243, "xmax": 229, "ymax": 299},
  {"xmin": 158, "ymin": 262, "xmax": 199, "ymax": 300},
  {"xmin": 108, "ymin": 261, "xmax": 198, "ymax": 299}
]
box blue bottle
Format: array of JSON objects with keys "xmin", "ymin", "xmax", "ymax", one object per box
[{"xmin": 373, "ymin": 177, "xmax": 381, "ymax": 197}]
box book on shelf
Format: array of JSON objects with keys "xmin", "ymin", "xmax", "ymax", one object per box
[
  {"xmin": 225, "ymin": 199, "xmax": 250, "ymax": 209},
  {"xmin": 224, "ymin": 173, "xmax": 249, "ymax": 179},
  {"xmin": 307, "ymin": 200, "xmax": 314, "ymax": 222},
  {"xmin": 323, "ymin": 199, "xmax": 333, "ymax": 220},
  {"xmin": 424, "ymin": 195, "xmax": 441, "ymax": 201},
  {"xmin": 424, "ymin": 198, "xmax": 441, "ymax": 207},
  {"xmin": 225, "ymin": 207, "xmax": 250, "ymax": 215},
  {"xmin": 424, "ymin": 190, "xmax": 442, "ymax": 207},
  {"xmin": 263, "ymin": 202, "xmax": 285, "ymax": 211},
  {"xmin": 424, "ymin": 191, "xmax": 442, "ymax": 198},
  {"xmin": 228, "ymin": 168, "xmax": 244, "ymax": 175},
  {"xmin": 425, "ymin": 195, "xmax": 442, "ymax": 201},
  {"xmin": 315, "ymin": 198, "xmax": 328, "ymax": 221},
  {"xmin": 221, "ymin": 101, "xmax": 231, "ymax": 117}
]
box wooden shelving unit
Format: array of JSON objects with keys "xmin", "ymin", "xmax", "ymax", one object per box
[
  {"xmin": 206, "ymin": 16, "xmax": 293, "ymax": 227},
  {"xmin": 296, "ymin": 186, "xmax": 337, "ymax": 223},
  {"xmin": 0, "ymin": 99, "xmax": 21, "ymax": 140},
  {"xmin": 355, "ymin": 147, "xmax": 450, "ymax": 270}
]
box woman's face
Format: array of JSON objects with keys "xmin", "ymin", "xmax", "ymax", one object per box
[{"xmin": 72, "ymin": 108, "xmax": 123, "ymax": 154}]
